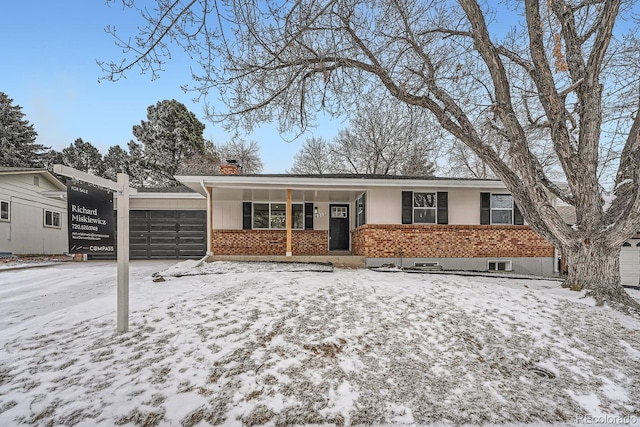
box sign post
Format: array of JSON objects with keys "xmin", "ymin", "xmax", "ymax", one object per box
[
  {"xmin": 54, "ymin": 165, "xmax": 136, "ymax": 332},
  {"xmin": 116, "ymin": 173, "xmax": 130, "ymax": 332}
]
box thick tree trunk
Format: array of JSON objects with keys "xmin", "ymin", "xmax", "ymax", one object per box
[{"xmin": 564, "ymin": 240, "xmax": 640, "ymax": 310}]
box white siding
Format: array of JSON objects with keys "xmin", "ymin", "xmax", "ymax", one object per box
[
  {"xmin": 312, "ymin": 202, "xmax": 329, "ymax": 231},
  {"xmin": 367, "ymin": 189, "xmax": 402, "ymax": 224},
  {"xmin": 0, "ymin": 174, "xmax": 68, "ymax": 255},
  {"xmin": 448, "ymin": 189, "xmax": 481, "ymax": 224},
  {"xmin": 212, "ymin": 200, "xmax": 242, "ymax": 229},
  {"xmin": 366, "ymin": 187, "xmax": 520, "ymax": 225}
]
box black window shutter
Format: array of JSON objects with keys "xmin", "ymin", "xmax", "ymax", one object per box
[
  {"xmin": 480, "ymin": 192, "xmax": 491, "ymax": 225},
  {"xmin": 304, "ymin": 203, "xmax": 314, "ymax": 230},
  {"xmin": 513, "ymin": 202, "xmax": 524, "ymax": 225},
  {"xmin": 242, "ymin": 202, "xmax": 252, "ymax": 229},
  {"xmin": 437, "ymin": 192, "xmax": 448, "ymax": 224},
  {"xmin": 402, "ymin": 191, "xmax": 413, "ymax": 224},
  {"xmin": 362, "ymin": 193, "xmax": 366, "ymax": 225}
]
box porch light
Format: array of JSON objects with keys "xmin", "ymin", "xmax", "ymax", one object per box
[{"xmin": 314, "ymin": 206, "xmax": 318, "ymax": 215}]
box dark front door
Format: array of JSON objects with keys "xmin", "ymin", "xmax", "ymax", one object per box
[{"xmin": 329, "ymin": 204, "xmax": 349, "ymax": 251}]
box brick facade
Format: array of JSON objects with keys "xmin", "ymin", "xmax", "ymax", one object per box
[
  {"xmin": 212, "ymin": 229, "xmax": 328, "ymax": 255},
  {"xmin": 351, "ymin": 224, "xmax": 554, "ymax": 258}
]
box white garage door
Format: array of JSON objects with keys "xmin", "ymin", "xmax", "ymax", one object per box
[{"xmin": 620, "ymin": 240, "xmax": 640, "ymax": 287}]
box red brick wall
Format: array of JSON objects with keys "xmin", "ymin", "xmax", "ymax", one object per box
[
  {"xmin": 351, "ymin": 224, "xmax": 554, "ymax": 258},
  {"xmin": 292, "ymin": 230, "xmax": 328, "ymax": 255},
  {"xmin": 212, "ymin": 230, "xmax": 328, "ymax": 255}
]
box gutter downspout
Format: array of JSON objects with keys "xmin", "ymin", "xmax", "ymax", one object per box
[{"xmin": 200, "ymin": 180, "xmax": 212, "ymax": 257}]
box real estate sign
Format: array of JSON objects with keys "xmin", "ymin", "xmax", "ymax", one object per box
[{"xmin": 67, "ymin": 181, "xmax": 115, "ymax": 253}]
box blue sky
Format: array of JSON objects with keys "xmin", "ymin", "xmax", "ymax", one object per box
[{"xmin": 1, "ymin": 1, "xmax": 338, "ymax": 173}]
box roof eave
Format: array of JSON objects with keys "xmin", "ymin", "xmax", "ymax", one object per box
[{"xmin": 174, "ymin": 175, "xmax": 508, "ymax": 191}]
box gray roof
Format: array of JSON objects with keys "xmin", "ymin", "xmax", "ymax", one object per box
[
  {"xmin": 137, "ymin": 185, "xmax": 197, "ymax": 193},
  {"xmin": 205, "ymin": 173, "xmax": 502, "ymax": 181}
]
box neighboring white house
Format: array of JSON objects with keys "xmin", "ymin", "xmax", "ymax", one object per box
[{"xmin": 0, "ymin": 167, "xmax": 68, "ymax": 255}]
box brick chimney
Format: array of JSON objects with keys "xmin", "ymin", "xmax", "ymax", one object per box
[{"xmin": 220, "ymin": 159, "xmax": 241, "ymax": 175}]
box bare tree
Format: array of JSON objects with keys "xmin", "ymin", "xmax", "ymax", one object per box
[
  {"xmin": 102, "ymin": 0, "xmax": 640, "ymax": 308},
  {"xmin": 218, "ymin": 139, "xmax": 263, "ymax": 174},
  {"xmin": 329, "ymin": 98, "xmax": 437, "ymax": 175},
  {"xmin": 176, "ymin": 141, "xmax": 221, "ymax": 176},
  {"xmin": 291, "ymin": 98, "xmax": 438, "ymax": 175},
  {"xmin": 289, "ymin": 137, "xmax": 334, "ymax": 174}
]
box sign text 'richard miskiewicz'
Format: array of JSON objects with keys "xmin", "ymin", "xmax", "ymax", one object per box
[{"xmin": 67, "ymin": 181, "xmax": 115, "ymax": 253}]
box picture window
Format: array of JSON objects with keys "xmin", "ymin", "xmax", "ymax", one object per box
[{"xmin": 252, "ymin": 203, "xmax": 303, "ymax": 229}]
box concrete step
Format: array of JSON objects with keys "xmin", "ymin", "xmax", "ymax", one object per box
[{"xmin": 206, "ymin": 254, "xmax": 366, "ymax": 269}]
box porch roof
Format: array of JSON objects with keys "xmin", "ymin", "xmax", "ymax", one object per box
[{"xmin": 175, "ymin": 174, "xmax": 507, "ymax": 200}]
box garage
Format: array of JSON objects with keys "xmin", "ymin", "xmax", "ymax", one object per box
[
  {"xmin": 90, "ymin": 209, "xmax": 207, "ymax": 260},
  {"xmin": 620, "ymin": 239, "xmax": 640, "ymax": 287}
]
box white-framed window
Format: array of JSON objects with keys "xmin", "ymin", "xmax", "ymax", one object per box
[
  {"xmin": 44, "ymin": 210, "xmax": 61, "ymax": 228},
  {"xmin": 0, "ymin": 200, "xmax": 9, "ymax": 221},
  {"xmin": 33, "ymin": 176, "xmax": 40, "ymax": 186},
  {"xmin": 356, "ymin": 194, "xmax": 366, "ymax": 227},
  {"xmin": 414, "ymin": 192, "xmax": 436, "ymax": 223},
  {"xmin": 491, "ymin": 194, "xmax": 513, "ymax": 225},
  {"xmin": 253, "ymin": 203, "xmax": 303, "ymax": 229},
  {"xmin": 488, "ymin": 260, "xmax": 512, "ymax": 271},
  {"xmin": 331, "ymin": 206, "xmax": 348, "ymax": 218}
]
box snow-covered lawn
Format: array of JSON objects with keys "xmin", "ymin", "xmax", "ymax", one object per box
[{"xmin": 1, "ymin": 260, "xmax": 639, "ymax": 426}]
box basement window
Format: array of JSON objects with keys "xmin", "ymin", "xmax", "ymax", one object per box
[{"xmin": 488, "ymin": 260, "xmax": 512, "ymax": 271}]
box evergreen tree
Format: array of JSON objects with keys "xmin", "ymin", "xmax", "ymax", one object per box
[
  {"xmin": 61, "ymin": 138, "xmax": 104, "ymax": 175},
  {"xmin": 41, "ymin": 149, "xmax": 65, "ymax": 174},
  {"xmin": 0, "ymin": 92, "xmax": 47, "ymax": 167},
  {"xmin": 103, "ymin": 145, "xmax": 131, "ymax": 181},
  {"xmin": 133, "ymin": 99, "xmax": 206, "ymax": 186},
  {"xmin": 126, "ymin": 140, "xmax": 150, "ymax": 188}
]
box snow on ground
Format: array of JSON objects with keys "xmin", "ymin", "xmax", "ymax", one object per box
[{"xmin": 0, "ymin": 260, "xmax": 639, "ymax": 426}]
